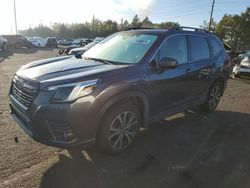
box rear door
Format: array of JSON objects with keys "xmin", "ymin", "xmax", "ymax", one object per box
[{"xmin": 186, "ymin": 35, "xmax": 212, "ymax": 100}]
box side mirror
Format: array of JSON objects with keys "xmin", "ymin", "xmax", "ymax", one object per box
[{"xmin": 158, "ymin": 57, "xmax": 178, "ymax": 69}]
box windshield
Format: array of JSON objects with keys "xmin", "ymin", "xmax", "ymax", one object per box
[{"xmin": 83, "ymin": 32, "xmax": 158, "ymax": 64}]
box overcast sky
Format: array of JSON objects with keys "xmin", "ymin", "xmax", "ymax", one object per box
[{"xmin": 0, "ymin": 0, "xmax": 249, "ymax": 34}]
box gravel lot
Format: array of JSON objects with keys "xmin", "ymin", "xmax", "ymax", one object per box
[{"xmin": 0, "ymin": 49, "xmax": 250, "ymax": 188}]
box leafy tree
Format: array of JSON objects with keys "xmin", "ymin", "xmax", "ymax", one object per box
[
  {"xmin": 216, "ymin": 14, "xmax": 241, "ymax": 50},
  {"xmin": 70, "ymin": 24, "xmax": 91, "ymax": 38},
  {"xmin": 239, "ymin": 7, "xmax": 250, "ymax": 49}
]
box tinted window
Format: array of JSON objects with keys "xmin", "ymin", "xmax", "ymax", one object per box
[
  {"xmin": 189, "ymin": 36, "xmax": 210, "ymax": 60},
  {"xmin": 159, "ymin": 35, "xmax": 188, "ymax": 64},
  {"xmin": 210, "ymin": 38, "xmax": 221, "ymax": 56}
]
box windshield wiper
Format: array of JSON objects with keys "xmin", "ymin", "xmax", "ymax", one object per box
[{"xmin": 84, "ymin": 57, "xmax": 113, "ymax": 65}]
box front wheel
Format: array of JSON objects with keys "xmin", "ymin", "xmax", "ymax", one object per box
[
  {"xmin": 96, "ymin": 102, "xmax": 141, "ymax": 154},
  {"xmin": 200, "ymin": 81, "xmax": 223, "ymax": 112}
]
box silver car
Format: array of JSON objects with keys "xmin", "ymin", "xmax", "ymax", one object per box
[
  {"xmin": 0, "ymin": 35, "xmax": 8, "ymax": 51},
  {"xmin": 233, "ymin": 55, "xmax": 250, "ymax": 78}
]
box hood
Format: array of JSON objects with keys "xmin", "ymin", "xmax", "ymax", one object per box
[{"xmin": 17, "ymin": 56, "xmax": 127, "ymax": 83}]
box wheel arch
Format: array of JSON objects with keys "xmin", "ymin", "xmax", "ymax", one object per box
[{"xmin": 95, "ymin": 91, "xmax": 150, "ymax": 132}]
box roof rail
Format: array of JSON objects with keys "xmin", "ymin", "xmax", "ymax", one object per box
[
  {"xmin": 124, "ymin": 27, "xmax": 154, "ymax": 31},
  {"xmin": 169, "ymin": 26, "xmax": 210, "ymax": 33}
]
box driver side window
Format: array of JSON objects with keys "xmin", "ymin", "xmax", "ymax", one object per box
[{"xmin": 159, "ymin": 35, "xmax": 188, "ymax": 64}]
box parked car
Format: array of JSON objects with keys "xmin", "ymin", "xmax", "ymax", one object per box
[
  {"xmin": 46, "ymin": 37, "xmax": 58, "ymax": 48},
  {"xmin": 3, "ymin": 35, "xmax": 32, "ymax": 48},
  {"xmin": 9, "ymin": 27, "xmax": 229, "ymax": 153},
  {"xmin": 232, "ymin": 55, "xmax": 250, "ymax": 78},
  {"xmin": 0, "ymin": 35, "xmax": 8, "ymax": 51},
  {"xmin": 94, "ymin": 37, "xmax": 105, "ymax": 42},
  {"xmin": 29, "ymin": 37, "xmax": 47, "ymax": 48},
  {"xmin": 58, "ymin": 44, "xmax": 80, "ymax": 55},
  {"xmin": 68, "ymin": 41, "xmax": 100, "ymax": 56},
  {"xmin": 58, "ymin": 39, "xmax": 73, "ymax": 46}
]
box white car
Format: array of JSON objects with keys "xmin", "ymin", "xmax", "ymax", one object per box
[
  {"xmin": 29, "ymin": 37, "xmax": 47, "ymax": 48},
  {"xmin": 233, "ymin": 55, "xmax": 250, "ymax": 78}
]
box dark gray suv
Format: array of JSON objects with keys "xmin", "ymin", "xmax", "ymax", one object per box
[{"xmin": 9, "ymin": 27, "xmax": 230, "ymax": 153}]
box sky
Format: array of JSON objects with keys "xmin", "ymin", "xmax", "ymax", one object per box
[{"xmin": 0, "ymin": 0, "xmax": 249, "ymax": 34}]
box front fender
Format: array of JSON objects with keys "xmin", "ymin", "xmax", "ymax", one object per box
[{"xmin": 94, "ymin": 90, "xmax": 150, "ymax": 135}]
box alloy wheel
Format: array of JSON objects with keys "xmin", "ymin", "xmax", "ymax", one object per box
[
  {"xmin": 108, "ymin": 111, "xmax": 138, "ymax": 150},
  {"xmin": 208, "ymin": 85, "xmax": 221, "ymax": 110}
]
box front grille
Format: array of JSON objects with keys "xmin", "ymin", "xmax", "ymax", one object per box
[{"xmin": 10, "ymin": 76, "xmax": 38, "ymax": 110}]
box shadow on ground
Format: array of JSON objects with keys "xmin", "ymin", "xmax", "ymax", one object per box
[
  {"xmin": 0, "ymin": 48, "xmax": 56, "ymax": 63},
  {"xmin": 40, "ymin": 110, "xmax": 250, "ymax": 188},
  {"xmin": 233, "ymin": 76, "xmax": 250, "ymax": 84}
]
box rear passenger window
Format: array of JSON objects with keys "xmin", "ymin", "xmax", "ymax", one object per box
[
  {"xmin": 159, "ymin": 35, "xmax": 188, "ymax": 64},
  {"xmin": 210, "ymin": 38, "xmax": 221, "ymax": 56},
  {"xmin": 189, "ymin": 36, "xmax": 210, "ymax": 60}
]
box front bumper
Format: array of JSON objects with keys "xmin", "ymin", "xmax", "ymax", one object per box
[{"xmin": 9, "ymin": 94, "xmax": 102, "ymax": 148}]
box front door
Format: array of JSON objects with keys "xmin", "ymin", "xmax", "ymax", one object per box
[{"xmin": 145, "ymin": 35, "xmax": 193, "ymax": 116}]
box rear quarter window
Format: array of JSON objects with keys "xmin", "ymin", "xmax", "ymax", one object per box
[{"xmin": 189, "ymin": 35, "xmax": 210, "ymax": 61}]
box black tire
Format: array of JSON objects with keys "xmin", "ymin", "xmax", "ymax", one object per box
[
  {"xmin": 58, "ymin": 49, "xmax": 65, "ymax": 55},
  {"xmin": 1, "ymin": 43, "xmax": 7, "ymax": 51},
  {"xmin": 200, "ymin": 81, "xmax": 223, "ymax": 113},
  {"xmin": 96, "ymin": 102, "xmax": 141, "ymax": 154},
  {"xmin": 234, "ymin": 74, "xmax": 240, "ymax": 78}
]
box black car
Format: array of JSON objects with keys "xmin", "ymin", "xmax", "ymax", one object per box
[
  {"xmin": 3, "ymin": 35, "xmax": 32, "ymax": 49},
  {"xmin": 9, "ymin": 27, "xmax": 229, "ymax": 153},
  {"xmin": 46, "ymin": 37, "xmax": 58, "ymax": 48},
  {"xmin": 68, "ymin": 41, "xmax": 99, "ymax": 56}
]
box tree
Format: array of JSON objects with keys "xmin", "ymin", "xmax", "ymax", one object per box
[
  {"xmin": 200, "ymin": 18, "xmax": 217, "ymax": 33},
  {"xmin": 156, "ymin": 21, "xmax": 179, "ymax": 29},
  {"xmin": 101, "ymin": 20, "xmax": 118, "ymax": 36},
  {"xmin": 131, "ymin": 14, "xmax": 142, "ymax": 27},
  {"xmin": 123, "ymin": 20, "xmax": 130, "ymax": 28},
  {"xmin": 216, "ymin": 14, "xmax": 241, "ymax": 50},
  {"xmin": 142, "ymin": 17, "xmax": 153, "ymax": 27},
  {"xmin": 52, "ymin": 23, "xmax": 73, "ymax": 39},
  {"xmin": 19, "ymin": 24, "xmax": 56, "ymax": 38},
  {"xmin": 239, "ymin": 7, "xmax": 250, "ymax": 49},
  {"xmin": 70, "ymin": 24, "xmax": 91, "ymax": 38}
]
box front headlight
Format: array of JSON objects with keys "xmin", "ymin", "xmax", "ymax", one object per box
[{"xmin": 47, "ymin": 79, "xmax": 98, "ymax": 102}]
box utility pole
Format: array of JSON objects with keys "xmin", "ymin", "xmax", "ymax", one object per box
[
  {"xmin": 14, "ymin": 0, "xmax": 18, "ymax": 34},
  {"xmin": 208, "ymin": 0, "xmax": 215, "ymax": 32}
]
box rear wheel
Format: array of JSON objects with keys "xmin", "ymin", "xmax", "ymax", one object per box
[
  {"xmin": 200, "ymin": 81, "xmax": 223, "ymax": 112},
  {"xmin": 96, "ymin": 102, "xmax": 141, "ymax": 154}
]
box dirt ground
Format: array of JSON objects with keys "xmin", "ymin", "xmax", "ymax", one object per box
[{"xmin": 0, "ymin": 48, "xmax": 250, "ymax": 188}]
